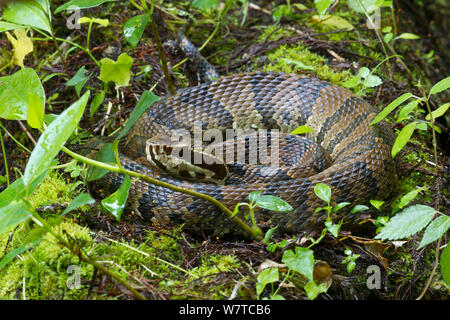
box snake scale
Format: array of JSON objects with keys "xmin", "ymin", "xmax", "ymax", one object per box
[{"xmin": 87, "ymin": 72, "xmax": 397, "ymax": 237}]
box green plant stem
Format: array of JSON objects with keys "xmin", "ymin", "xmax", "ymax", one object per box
[
  {"xmin": 146, "ymin": 2, "xmax": 175, "ymax": 95},
  {"xmin": 86, "ymin": 21, "xmax": 93, "ymax": 51},
  {"xmin": 0, "ymin": 124, "xmax": 10, "ymax": 186},
  {"xmin": 422, "ymin": 89, "xmax": 439, "ymax": 173},
  {"xmin": 0, "ymin": 121, "xmax": 32, "ymax": 153},
  {"xmin": 416, "ymin": 236, "xmax": 442, "ymax": 300},
  {"xmin": 31, "ymin": 213, "xmax": 147, "ymax": 300},
  {"xmin": 61, "ymin": 146, "xmax": 263, "ymax": 240}
]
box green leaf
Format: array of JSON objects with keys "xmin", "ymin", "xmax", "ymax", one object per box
[
  {"xmin": 314, "ymin": 0, "xmax": 335, "ymax": 17},
  {"xmin": 325, "ymin": 219, "xmax": 340, "ymax": 237},
  {"xmin": 101, "ymin": 174, "xmax": 130, "ymax": 221},
  {"xmin": 87, "ymin": 142, "xmax": 115, "ymax": 181},
  {"xmin": 441, "ymin": 244, "xmax": 450, "ymax": 287},
  {"xmin": 3, "ymin": 1, "xmax": 51, "ymax": 34},
  {"xmin": 90, "ymin": 91, "xmax": 105, "ymax": 118},
  {"xmin": 62, "ymin": 193, "xmax": 95, "ymax": 216},
  {"xmin": 383, "ymin": 32, "xmax": 393, "ymax": 43},
  {"xmin": 375, "ymin": 205, "xmax": 437, "ymax": 240},
  {"xmin": 371, "ymin": 93, "xmax": 413, "ymax": 125},
  {"xmin": 395, "ymin": 33, "xmax": 420, "ymax": 40},
  {"xmin": 0, "ymin": 239, "xmax": 43, "ymax": 270},
  {"xmin": 0, "ymin": 68, "xmax": 45, "ymax": 120},
  {"xmin": 396, "ymin": 99, "xmax": 420, "ymax": 122},
  {"xmin": 0, "ymin": 21, "xmax": 23, "ymax": 32},
  {"xmin": 358, "ymin": 67, "xmax": 370, "ymax": 78},
  {"xmin": 256, "ymin": 267, "xmax": 279, "ymax": 297},
  {"xmin": 312, "ymin": 14, "xmax": 354, "ymax": 31},
  {"xmin": 117, "ymin": 91, "xmax": 160, "ymax": 139},
  {"xmin": 26, "ymin": 91, "xmax": 44, "ymax": 129},
  {"xmin": 429, "ymin": 77, "xmax": 450, "ymax": 95},
  {"xmin": 392, "ymin": 122, "xmax": 416, "ymax": 157},
  {"xmin": 332, "ymin": 202, "xmax": 351, "ymax": 213},
  {"xmin": 249, "ymin": 191, "xmax": 262, "ymax": 203},
  {"xmin": 418, "ymin": 216, "xmax": 450, "ymax": 249},
  {"xmin": 314, "ymin": 183, "xmax": 331, "ymax": 203},
  {"xmin": 256, "ymin": 195, "xmax": 293, "ymax": 212},
  {"xmin": 347, "ymin": 0, "xmax": 378, "ymax": 14},
  {"xmin": 191, "ymin": 0, "xmax": 219, "ymax": 11},
  {"xmin": 66, "ymin": 66, "xmax": 90, "ymax": 96},
  {"xmin": 55, "ymin": 0, "xmax": 115, "ymax": 13},
  {"xmin": 0, "ymin": 199, "xmax": 34, "ymax": 236},
  {"xmin": 282, "ymin": 247, "xmax": 314, "ymax": 281},
  {"xmin": 304, "ymin": 280, "xmax": 328, "ymax": 300},
  {"xmin": 426, "ymin": 103, "xmax": 450, "ymax": 121},
  {"xmin": 23, "ymin": 91, "xmax": 90, "ymax": 187},
  {"xmin": 363, "ymin": 75, "xmax": 382, "ymax": 88},
  {"xmin": 291, "ymin": 125, "xmax": 314, "ymax": 135},
  {"xmin": 370, "ymin": 199, "xmax": 384, "ymax": 210},
  {"xmin": 123, "ymin": 13, "xmax": 150, "ymax": 48},
  {"xmin": 395, "ymin": 187, "xmax": 424, "ymax": 211},
  {"xmin": 99, "ymin": 53, "xmax": 133, "ymax": 87},
  {"xmin": 351, "ymin": 205, "xmax": 369, "ymax": 213}
]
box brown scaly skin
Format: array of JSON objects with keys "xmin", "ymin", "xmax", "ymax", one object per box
[{"xmin": 88, "ymin": 72, "xmax": 397, "ymax": 237}]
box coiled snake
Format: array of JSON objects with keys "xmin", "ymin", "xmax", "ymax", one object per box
[{"xmin": 88, "ymin": 72, "xmax": 397, "ymax": 237}]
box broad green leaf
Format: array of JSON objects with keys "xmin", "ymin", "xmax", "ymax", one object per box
[
  {"xmin": 311, "ymin": 14, "xmax": 354, "ymax": 31},
  {"xmin": 90, "ymin": 91, "xmax": 105, "ymax": 118},
  {"xmin": 314, "ymin": 0, "xmax": 335, "ymax": 17},
  {"xmin": 0, "ymin": 21, "xmax": 23, "ymax": 32},
  {"xmin": 117, "ymin": 91, "xmax": 160, "ymax": 139},
  {"xmin": 332, "ymin": 202, "xmax": 351, "ymax": 213},
  {"xmin": 62, "ymin": 193, "xmax": 95, "ymax": 216},
  {"xmin": 418, "ymin": 216, "xmax": 450, "ymax": 249},
  {"xmin": 426, "ymin": 103, "xmax": 450, "ymax": 121},
  {"xmin": 375, "ymin": 205, "xmax": 437, "ymax": 240},
  {"xmin": 27, "ymin": 91, "xmax": 44, "ymax": 129},
  {"xmin": 99, "ymin": 53, "xmax": 133, "ymax": 87},
  {"xmin": 86, "ymin": 142, "xmax": 115, "ymax": 181},
  {"xmin": 395, "ymin": 33, "xmax": 420, "ymax": 40},
  {"xmin": 249, "ymin": 191, "xmax": 262, "ymax": 203},
  {"xmin": 396, "ymin": 99, "xmax": 420, "ymax": 122},
  {"xmin": 191, "ymin": 0, "xmax": 219, "ymax": 11},
  {"xmin": 55, "ymin": 0, "xmax": 115, "ymax": 13},
  {"xmin": 282, "ymin": 247, "xmax": 314, "ymax": 281},
  {"xmin": 256, "ymin": 267, "xmax": 279, "ymax": 297},
  {"xmin": 123, "ymin": 13, "xmax": 150, "ymax": 48},
  {"xmin": 383, "ymin": 32, "xmax": 393, "ymax": 43},
  {"xmin": 256, "ymin": 195, "xmax": 293, "ymax": 212},
  {"xmin": 314, "ymin": 183, "xmax": 331, "ymax": 203},
  {"xmin": 3, "ymin": 1, "xmax": 51, "ymax": 34},
  {"xmin": 441, "ymin": 244, "xmax": 450, "ymax": 287},
  {"xmin": 370, "ymin": 199, "xmax": 384, "ymax": 210},
  {"xmin": 358, "ymin": 67, "xmax": 370, "ymax": 78},
  {"xmin": 304, "ymin": 280, "xmax": 328, "ymax": 300},
  {"xmin": 23, "ymin": 91, "xmax": 90, "ymax": 187},
  {"xmin": 392, "ymin": 122, "xmax": 416, "ymax": 157},
  {"xmin": 101, "ymin": 174, "xmax": 130, "ymax": 221},
  {"xmin": 78, "ymin": 17, "xmax": 109, "ymax": 27},
  {"xmin": 347, "ymin": 0, "xmax": 378, "ymax": 14},
  {"xmin": 291, "ymin": 125, "xmax": 314, "ymax": 135},
  {"xmin": 363, "ymin": 75, "xmax": 382, "ymax": 88},
  {"xmin": 0, "ymin": 239, "xmax": 42, "ymax": 270},
  {"xmin": 325, "ymin": 219, "xmax": 340, "ymax": 237},
  {"xmin": 272, "ymin": 5, "xmax": 290, "ymax": 23},
  {"xmin": 371, "ymin": 93, "xmax": 413, "ymax": 125},
  {"xmin": 0, "ymin": 173, "xmax": 48, "ymax": 208},
  {"xmin": 0, "ymin": 68, "xmax": 45, "ymax": 120},
  {"xmin": 395, "ymin": 187, "xmax": 424, "ymax": 211},
  {"xmin": 429, "ymin": 77, "xmax": 450, "ymax": 95},
  {"xmin": 66, "ymin": 66, "xmax": 90, "ymax": 96},
  {"xmin": 0, "ymin": 199, "xmax": 34, "ymax": 236},
  {"xmin": 351, "ymin": 204, "xmax": 369, "ymax": 213}
]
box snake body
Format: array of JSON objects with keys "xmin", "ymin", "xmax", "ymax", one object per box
[{"xmin": 88, "ymin": 72, "xmax": 397, "ymax": 236}]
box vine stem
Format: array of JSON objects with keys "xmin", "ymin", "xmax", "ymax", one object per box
[
  {"xmin": 31, "ymin": 214, "xmax": 147, "ymax": 300},
  {"xmin": 61, "ymin": 146, "xmax": 263, "ymax": 240},
  {"xmin": 0, "ymin": 122, "xmax": 10, "ymax": 186},
  {"xmin": 416, "ymin": 236, "xmax": 442, "ymax": 300}
]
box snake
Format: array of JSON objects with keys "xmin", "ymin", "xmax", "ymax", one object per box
[{"xmin": 86, "ymin": 72, "xmax": 397, "ymax": 237}]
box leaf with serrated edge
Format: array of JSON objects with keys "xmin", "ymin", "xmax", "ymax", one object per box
[
  {"xmin": 418, "ymin": 216, "xmax": 450, "ymax": 249},
  {"xmin": 375, "ymin": 205, "xmax": 436, "ymax": 240}
]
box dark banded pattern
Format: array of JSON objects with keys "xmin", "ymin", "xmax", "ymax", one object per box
[{"xmin": 88, "ymin": 72, "xmax": 397, "ymax": 237}]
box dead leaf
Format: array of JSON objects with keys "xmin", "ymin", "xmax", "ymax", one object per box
[
  {"xmin": 313, "ymin": 261, "xmax": 333, "ymax": 289},
  {"xmin": 5, "ymin": 28, "xmax": 33, "ymax": 68}
]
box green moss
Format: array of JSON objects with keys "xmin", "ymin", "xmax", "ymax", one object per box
[{"xmin": 263, "ymin": 44, "xmax": 353, "ymax": 85}]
